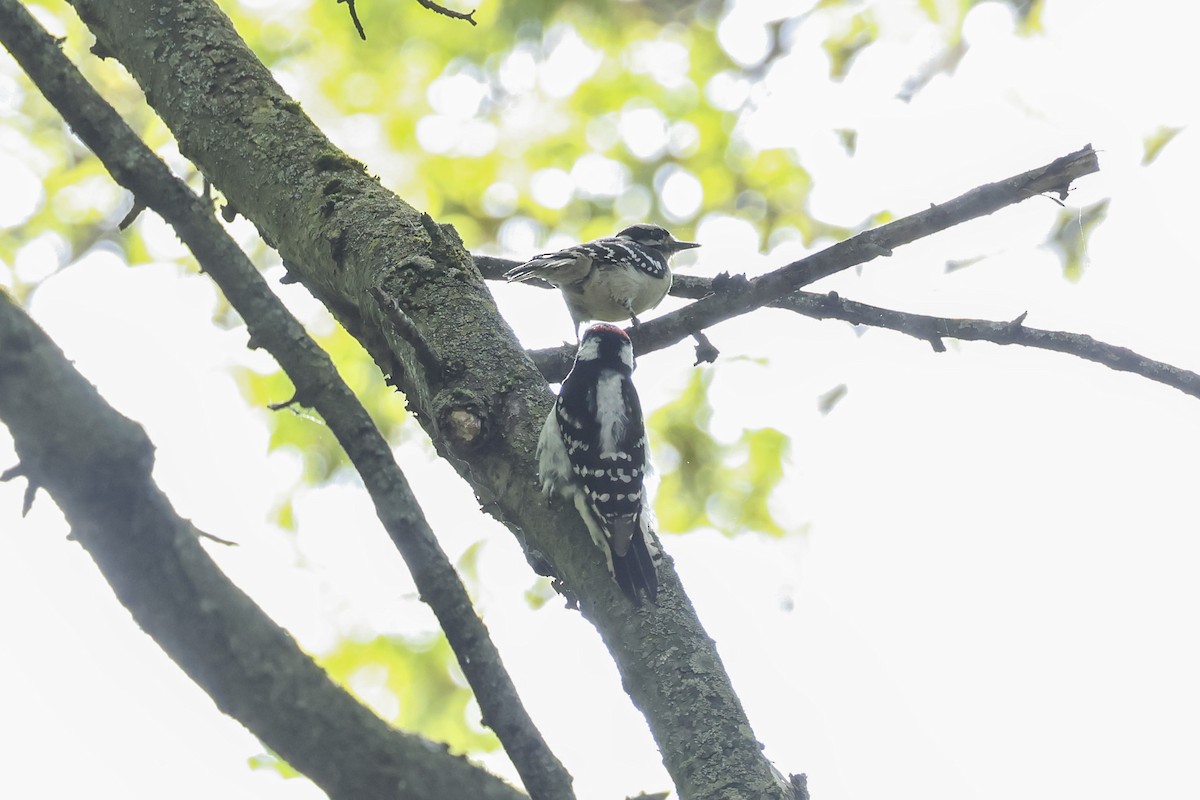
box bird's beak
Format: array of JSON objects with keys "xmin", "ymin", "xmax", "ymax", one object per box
[{"xmin": 670, "ymin": 238, "xmax": 700, "ymax": 251}]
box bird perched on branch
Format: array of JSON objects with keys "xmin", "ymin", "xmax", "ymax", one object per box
[
  {"xmin": 504, "ymin": 223, "xmax": 699, "ymax": 335},
  {"xmin": 537, "ymin": 323, "xmax": 660, "ymax": 605}
]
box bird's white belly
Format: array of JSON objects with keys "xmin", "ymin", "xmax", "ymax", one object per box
[{"xmin": 569, "ymin": 270, "xmax": 672, "ymax": 322}]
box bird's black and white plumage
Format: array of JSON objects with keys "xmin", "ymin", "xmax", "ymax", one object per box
[
  {"xmin": 537, "ymin": 323, "xmax": 660, "ymax": 604},
  {"xmin": 505, "ymin": 224, "xmax": 699, "ymax": 334}
]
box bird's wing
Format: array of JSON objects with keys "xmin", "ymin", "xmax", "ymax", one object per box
[{"xmin": 504, "ymin": 241, "xmax": 604, "ymax": 286}]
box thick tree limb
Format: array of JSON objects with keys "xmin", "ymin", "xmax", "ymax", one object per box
[
  {"xmin": 57, "ymin": 0, "xmax": 793, "ymax": 797},
  {"xmin": 0, "ymin": 3, "xmax": 571, "ymax": 796},
  {"xmin": 0, "ymin": 292, "xmax": 525, "ymax": 800}
]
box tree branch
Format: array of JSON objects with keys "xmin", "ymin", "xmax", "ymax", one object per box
[
  {"xmin": 414, "ymin": 0, "xmax": 477, "ymax": 26},
  {"xmin": 771, "ymin": 289, "xmax": 1200, "ymax": 399},
  {"xmin": 337, "ymin": 0, "xmax": 367, "ymax": 40},
  {"xmin": 635, "ymin": 144, "xmax": 1099, "ymax": 355},
  {"xmin": 484, "ymin": 146, "xmax": 1100, "ymax": 381},
  {"xmin": 669, "ymin": 274, "xmax": 1200, "ymax": 400},
  {"xmin": 0, "ymin": 296, "xmax": 525, "ymax": 800},
  {"xmin": 0, "ymin": 3, "xmax": 570, "ymax": 797},
  {"xmin": 517, "ymin": 261, "xmax": 1200, "ymax": 403},
  {"xmin": 59, "ymin": 0, "xmax": 798, "ymax": 795}
]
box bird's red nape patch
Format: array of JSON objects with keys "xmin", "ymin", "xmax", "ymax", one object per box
[{"xmin": 586, "ymin": 323, "xmax": 629, "ymax": 339}]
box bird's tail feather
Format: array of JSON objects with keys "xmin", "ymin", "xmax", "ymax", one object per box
[{"xmin": 612, "ymin": 529, "xmax": 658, "ymax": 606}]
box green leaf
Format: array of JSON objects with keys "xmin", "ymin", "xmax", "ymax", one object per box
[
  {"xmin": 319, "ymin": 634, "xmax": 499, "ymax": 754},
  {"xmin": 524, "ymin": 577, "xmax": 556, "ymax": 610},
  {"xmin": 1045, "ymin": 199, "xmax": 1109, "ymax": 282},
  {"xmin": 456, "ymin": 540, "xmax": 486, "ymax": 589},
  {"xmin": 1143, "ymin": 125, "xmax": 1185, "ymax": 165},
  {"xmin": 1012, "ymin": 0, "xmax": 1046, "ymax": 35},
  {"xmin": 248, "ymin": 751, "xmax": 301, "ymax": 779},
  {"xmin": 236, "ymin": 324, "xmax": 409, "ymax": 486},
  {"xmin": 271, "ymin": 497, "xmax": 296, "ymax": 532}
]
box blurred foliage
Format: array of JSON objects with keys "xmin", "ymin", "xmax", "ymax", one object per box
[
  {"xmin": 945, "ymin": 253, "xmax": 987, "ymax": 273},
  {"xmin": 239, "ymin": 323, "xmax": 405, "ymax": 484},
  {"xmin": 1046, "ymin": 198, "xmax": 1109, "ymax": 282},
  {"xmin": 817, "ymin": 383, "xmax": 847, "ymax": 415},
  {"xmin": 917, "ymin": 0, "xmax": 1043, "ymax": 41},
  {"xmin": 823, "ymin": 9, "xmax": 879, "ymax": 80},
  {"xmin": 1142, "ymin": 125, "xmax": 1184, "ymax": 165},
  {"xmin": 248, "ymin": 749, "xmax": 302, "ymax": 779},
  {"xmin": 0, "ymin": 5, "xmax": 177, "ymax": 284},
  {"xmin": 250, "ymin": 632, "xmax": 497, "ymax": 779},
  {"xmin": 321, "ymin": 633, "xmax": 498, "ymax": 753},
  {"xmin": 649, "ymin": 369, "xmax": 789, "ymax": 537},
  {"xmin": 523, "ymin": 576, "xmax": 557, "ymax": 610}
]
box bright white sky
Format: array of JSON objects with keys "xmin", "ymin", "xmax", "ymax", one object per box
[{"xmin": 3, "ymin": 1, "xmax": 1200, "ymax": 799}]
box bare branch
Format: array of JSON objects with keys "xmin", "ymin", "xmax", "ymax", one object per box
[
  {"xmin": 639, "ymin": 144, "xmax": 1098, "ymax": 355},
  {"xmin": 0, "ymin": 4, "xmax": 570, "ymax": 797},
  {"xmin": 780, "ymin": 290, "xmax": 1200, "ymax": 400},
  {"xmin": 504, "ymin": 146, "xmax": 1100, "ymax": 380},
  {"xmin": 670, "ymin": 274, "xmax": 1200, "ymax": 400},
  {"xmin": 337, "ymin": 0, "xmax": 367, "ymax": 40},
  {"xmin": 415, "ymin": 0, "xmax": 478, "ymax": 25}
]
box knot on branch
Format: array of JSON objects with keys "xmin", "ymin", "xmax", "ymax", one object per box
[
  {"xmin": 435, "ymin": 390, "xmax": 488, "ymax": 452},
  {"xmin": 711, "ymin": 271, "xmax": 751, "ymax": 295}
]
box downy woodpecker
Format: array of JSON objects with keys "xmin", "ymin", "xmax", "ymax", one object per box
[
  {"xmin": 537, "ymin": 323, "xmax": 659, "ymax": 604},
  {"xmin": 505, "ymin": 224, "xmax": 699, "ymax": 334}
]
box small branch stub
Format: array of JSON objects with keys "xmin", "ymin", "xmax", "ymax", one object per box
[
  {"xmin": 692, "ymin": 331, "xmax": 720, "ymax": 365},
  {"xmin": 1, "ymin": 463, "xmax": 38, "ymax": 516}
]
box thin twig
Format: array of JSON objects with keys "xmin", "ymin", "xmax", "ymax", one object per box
[
  {"xmin": 669, "ymin": 275, "xmax": 1200, "ymax": 399},
  {"xmin": 776, "ymin": 290, "xmax": 1200, "ymax": 400},
  {"xmin": 338, "ymin": 0, "xmax": 367, "ymax": 39},
  {"xmin": 414, "ymin": 0, "xmax": 477, "ymax": 25}
]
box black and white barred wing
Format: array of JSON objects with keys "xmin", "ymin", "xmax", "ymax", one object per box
[
  {"xmin": 504, "ymin": 237, "xmax": 668, "ymax": 286},
  {"xmin": 504, "ymin": 241, "xmax": 599, "ymax": 286}
]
